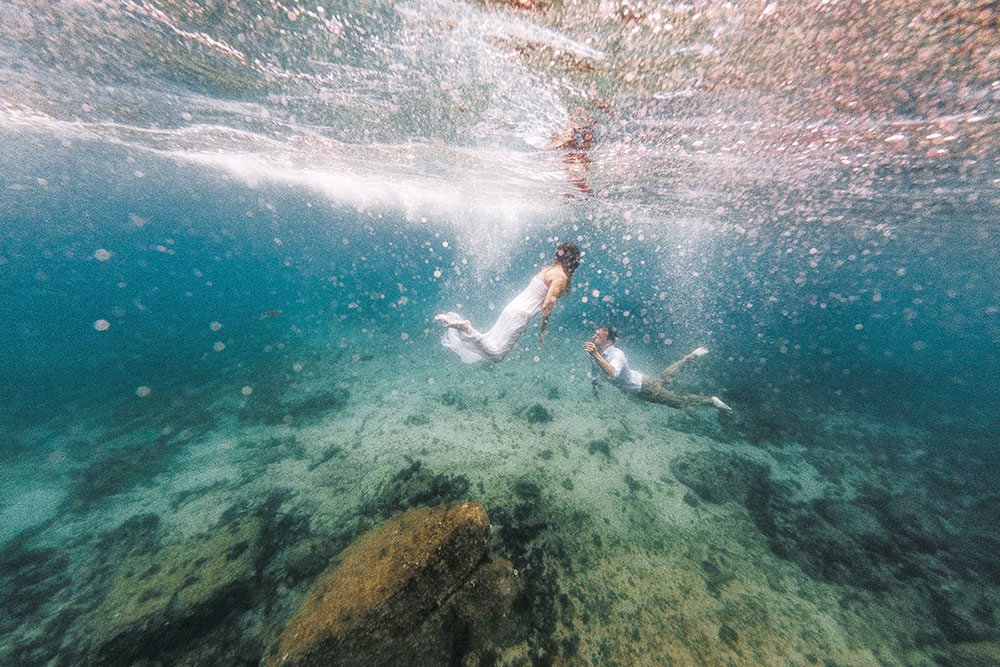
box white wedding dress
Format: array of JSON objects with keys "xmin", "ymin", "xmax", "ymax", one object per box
[{"xmin": 438, "ymin": 278, "xmax": 548, "ymax": 363}]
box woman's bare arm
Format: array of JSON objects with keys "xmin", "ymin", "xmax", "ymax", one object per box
[{"xmin": 538, "ymin": 272, "xmax": 568, "ymax": 348}]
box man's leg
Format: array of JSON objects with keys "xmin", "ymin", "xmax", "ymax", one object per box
[
  {"xmin": 637, "ymin": 378, "xmax": 714, "ymax": 409},
  {"xmin": 658, "ymin": 346, "xmax": 709, "ymax": 384}
]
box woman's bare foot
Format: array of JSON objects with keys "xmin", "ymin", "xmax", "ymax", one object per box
[{"xmin": 434, "ymin": 313, "xmax": 471, "ymax": 333}]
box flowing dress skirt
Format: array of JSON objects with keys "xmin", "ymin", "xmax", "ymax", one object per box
[{"xmin": 439, "ymin": 278, "xmax": 548, "ymax": 363}]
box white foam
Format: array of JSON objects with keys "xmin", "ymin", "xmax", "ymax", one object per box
[
  {"xmin": 399, "ymin": 0, "xmax": 606, "ymax": 62},
  {"xmin": 1, "ymin": 105, "xmax": 565, "ymax": 278},
  {"xmin": 175, "ymin": 144, "xmax": 554, "ymax": 273}
]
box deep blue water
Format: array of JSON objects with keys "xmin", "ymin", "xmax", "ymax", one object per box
[{"xmin": 3, "ymin": 129, "xmax": 997, "ymax": 446}]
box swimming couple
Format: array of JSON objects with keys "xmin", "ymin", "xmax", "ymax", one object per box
[{"xmin": 434, "ymin": 242, "xmax": 732, "ymax": 413}]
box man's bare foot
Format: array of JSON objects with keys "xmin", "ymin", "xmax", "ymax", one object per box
[
  {"xmin": 711, "ymin": 396, "xmax": 733, "ymax": 413},
  {"xmin": 691, "ymin": 346, "xmax": 709, "ymax": 357}
]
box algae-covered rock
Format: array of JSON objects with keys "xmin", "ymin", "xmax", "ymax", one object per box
[
  {"xmin": 669, "ymin": 451, "xmax": 770, "ymax": 505},
  {"xmin": 869, "ymin": 492, "xmax": 951, "ymax": 554},
  {"xmin": 928, "ymin": 585, "xmax": 1000, "ymax": 643},
  {"xmin": 363, "ymin": 460, "xmax": 471, "ymax": 519},
  {"xmin": 814, "ymin": 499, "xmax": 890, "ymax": 552},
  {"xmin": 525, "ymin": 404, "xmax": 553, "ymax": 424},
  {"xmin": 265, "ymin": 501, "xmax": 516, "ymax": 667},
  {"xmin": 89, "ymin": 518, "xmax": 262, "ymax": 665}
]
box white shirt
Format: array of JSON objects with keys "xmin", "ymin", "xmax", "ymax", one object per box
[{"xmin": 588, "ymin": 344, "xmax": 645, "ymax": 393}]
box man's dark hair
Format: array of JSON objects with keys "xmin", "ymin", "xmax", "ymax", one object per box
[{"xmin": 601, "ymin": 326, "xmax": 618, "ymax": 343}]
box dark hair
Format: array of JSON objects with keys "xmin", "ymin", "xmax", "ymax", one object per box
[
  {"xmin": 554, "ymin": 242, "xmax": 581, "ymax": 275},
  {"xmin": 600, "ymin": 326, "xmax": 618, "ymax": 343}
]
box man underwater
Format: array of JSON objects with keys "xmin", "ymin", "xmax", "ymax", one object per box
[{"xmin": 584, "ymin": 327, "xmax": 732, "ymax": 412}]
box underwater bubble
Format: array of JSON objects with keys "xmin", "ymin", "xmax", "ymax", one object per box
[
  {"xmin": 135, "ymin": 386, "xmax": 151, "ymax": 397},
  {"xmin": 210, "ymin": 321, "xmax": 222, "ymax": 331},
  {"xmin": 241, "ymin": 385, "xmax": 253, "ymax": 395},
  {"xmin": 94, "ymin": 248, "xmax": 113, "ymax": 261},
  {"xmin": 213, "ymin": 342, "xmax": 225, "ymax": 351},
  {"xmin": 93, "ymin": 319, "xmax": 110, "ymax": 331}
]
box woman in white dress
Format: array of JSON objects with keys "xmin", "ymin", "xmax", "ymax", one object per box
[{"xmin": 435, "ymin": 243, "xmax": 581, "ymax": 363}]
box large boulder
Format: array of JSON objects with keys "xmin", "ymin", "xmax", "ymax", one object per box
[{"xmin": 265, "ymin": 501, "xmax": 517, "ymax": 667}]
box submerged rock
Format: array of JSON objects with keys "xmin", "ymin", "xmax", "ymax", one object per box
[
  {"xmin": 929, "ymin": 587, "xmax": 1000, "ymax": 643},
  {"xmin": 814, "ymin": 499, "xmax": 890, "ymax": 553},
  {"xmin": 0, "ymin": 543, "xmax": 69, "ymax": 636},
  {"xmin": 88, "ymin": 518, "xmax": 262, "ymax": 665},
  {"xmin": 265, "ymin": 502, "xmax": 517, "ymax": 667},
  {"xmin": 669, "ymin": 451, "xmax": 924, "ymax": 590},
  {"xmin": 866, "ymin": 492, "xmax": 951, "ymax": 554},
  {"xmin": 363, "ymin": 460, "xmax": 471, "ymax": 518},
  {"xmin": 669, "ymin": 450, "xmax": 769, "ymax": 505}
]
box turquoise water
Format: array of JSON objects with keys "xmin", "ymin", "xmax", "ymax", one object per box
[{"xmin": 2, "ymin": 0, "xmax": 999, "ymax": 664}]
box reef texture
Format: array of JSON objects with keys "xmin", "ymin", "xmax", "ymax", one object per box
[
  {"xmin": 265, "ymin": 501, "xmax": 518, "ymax": 667},
  {"xmin": 88, "ymin": 518, "xmax": 262, "ymax": 665}
]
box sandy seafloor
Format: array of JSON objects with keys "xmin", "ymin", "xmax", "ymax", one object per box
[{"xmin": 2, "ymin": 324, "xmax": 999, "ymax": 666}]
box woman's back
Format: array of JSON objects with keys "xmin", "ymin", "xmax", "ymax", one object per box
[{"xmin": 534, "ymin": 264, "xmax": 569, "ymax": 297}]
